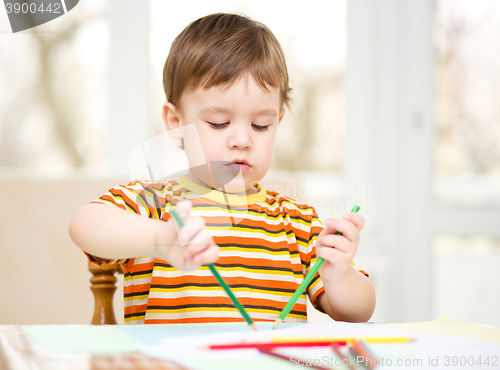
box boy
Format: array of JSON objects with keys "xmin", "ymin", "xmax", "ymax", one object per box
[{"xmin": 69, "ymin": 12, "xmax": 375, "ymax": 324}]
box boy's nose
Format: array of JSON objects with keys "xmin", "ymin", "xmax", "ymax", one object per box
[{"xmin": 228, "ymin": 126, "xmax": 252, "ymax": 149}]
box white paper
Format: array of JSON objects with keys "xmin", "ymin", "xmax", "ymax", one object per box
[{"xmin": 139, "ymin": 322, "xmax": 500, "ymax": 370}]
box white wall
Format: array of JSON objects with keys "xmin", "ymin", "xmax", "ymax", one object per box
[{"xmin": 0, "ymin": 175, "xmax": 124, "ymax": 324}]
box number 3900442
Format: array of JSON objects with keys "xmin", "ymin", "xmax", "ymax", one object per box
[{"xmin": 5, "ymin": 2, "xmax": 61, "ymax": 14}]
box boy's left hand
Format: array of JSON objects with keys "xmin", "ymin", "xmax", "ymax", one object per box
[{"xmin": 315, "ymin": 212, "xmax": 365, "ymax": 281}]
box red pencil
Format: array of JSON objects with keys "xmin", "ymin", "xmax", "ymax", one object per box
[{"xmin": 207, "ymin": 340, "xmax": 347, "ymax": 350}]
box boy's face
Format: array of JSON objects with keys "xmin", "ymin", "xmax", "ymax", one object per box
[{"xmin": 163, "ymin": 73, "xmax": 286, "ymax": 196}]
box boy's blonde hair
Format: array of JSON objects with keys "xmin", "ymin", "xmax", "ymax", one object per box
[{"xmin": 163, "ymin": 12, "xmax": 292, "ymax": 112}]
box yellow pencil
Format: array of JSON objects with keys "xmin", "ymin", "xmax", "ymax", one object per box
[{"xmin": 272, "ymin": 337, "xmax": 415, "ymax": 344}]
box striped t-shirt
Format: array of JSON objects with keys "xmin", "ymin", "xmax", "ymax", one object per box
[{"xmin": 85, "ymin": 174, "xmax": 368, "ymax": 324}]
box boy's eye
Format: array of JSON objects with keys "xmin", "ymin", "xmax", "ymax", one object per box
[
  {"xmin": 208, "ymin": 122, "xmax": 229, "ymax": 129},
  {"xmin": 207, "ymin": 122, "xmax": 269, "ymax": 132},
  {"xmin": 252, "ymin": 124, "xmax": 269, "ymax": 132}
]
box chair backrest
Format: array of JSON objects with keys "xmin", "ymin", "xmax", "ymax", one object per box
[{"xmin": 88, "ymin": 262, "xmax": 122, "ymax": 325}]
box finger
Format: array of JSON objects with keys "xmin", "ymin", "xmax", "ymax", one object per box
[
  {"xmin": 175, "ymin": 200, "xmax": 192, "ymax": 220},
  {"xmin": 189, "ymin": 228, "xmax": 213, "ymax": 245},
  {"xmin": 323, "ymin": 218, "xmax": 359, "ymax": 242},
  {"xmin": 316, "ymin": 227, "xmax": 329, "ymax": 241},
  {"xmin": 184, "ymin": 232, "xmax": 213, "ymax": 256},
  {"xmin": 180, "ymin": 258, "xmax": 200, "ymax": 271},
  {"xmin": 185, "ymin": 240, "xmax": 218, "ymax": 267},
  {"xmin": 193, "ymin": 243, "xmax": 220, "ymax": 265},
  {"xmin": 178, "ymin": 216, "xmax": 205, "ymax": 245},
  {"xmin": 316, "ymin": 244, "xmax": 346, "ymax": 262},
  {"xmin": 184, "ymin": 228, "xmax": 214, "ymax": 257},
  {"xmin": 343, "ymin": 213, "xmax": 365, "ymax": 232},
  {"xmin": 318, "ymin": 234, "xmax": 349, "ymax": 252},
  {"xmin": 170, "ymin": 201, "xmax": 193, "ymax": 243}
]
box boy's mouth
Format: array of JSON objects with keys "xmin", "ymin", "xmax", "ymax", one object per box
[{"xmin": 227, "ymin": 159, "xmax": 251, "ymax": 172}]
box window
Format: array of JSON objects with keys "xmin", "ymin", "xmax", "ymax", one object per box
[
  {"xmin": 0, "ymin": 1, "xmax": 108, "ymax": 175},
  {"xmin": 434, "ymin": 0, "xmax": 500, "ymax": 206},
  {"xmin": 431, "ymin": 0, "xmax": 500, "ymax": 328}
]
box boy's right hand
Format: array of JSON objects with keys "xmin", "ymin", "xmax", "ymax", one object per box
[{"xmin": 154, "ymin": 200, "xmax": 220, "ymax": 270}]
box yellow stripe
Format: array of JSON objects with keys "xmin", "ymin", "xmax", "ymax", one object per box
[
  {"xmin": 150, "ymin": 286, "xmax": 307, "ymax": 298},
  {"xmin": 278, "ymin": 199, "xmax": 315, "ymax": 213},
  {"xmin": 171, "ymin": 186, "xmax": 196, "ymax": 197},
  {"xmin": 216, "ymin": 266, "xmax": 301, "ymax": 277},
  {"xmin": 309, "ymin": 278, "xmax": 322, "ymax": 292},
  {"xmin": 180, "ymin": 204, "xmax": 308, "ymax": 223},
  {"xmin": 220, "ymin": 246, "xmax": 289, "ymax": 256},
  {"xmin": 289, "ymin": 217, "xmax": 312, "ymax": 228},
  {"xmin": 206, "ymin": 225, "xmax": 288, "ymax": 238},
  {"xmin": 124, "ymin": 294, "xmax": 149, "ymax": 301},
  {"xmin": 190, "ymin": 205, "xmax": 315, "ymax": 226},
  {"xmin": 98, "ymin": 197, "xmax": 123, "ymax": 208},
  {"xmin": 296, "ymin": 239, "xmax": 311, "ymax": 248},
  {"xmin": 153, "ymin": 264, "xmax": 302, "ymax": 278},
  {"xmin": 124, "ymin": 272, "xmax": 152, "ymax": 281},
  {"xmin": 146, "ymin": 307, "xmax": 306, "ymax": 318},
  {"xmin": 124, "ymin": 316, "xmax": 144, "ymax": 322},
  {"xmin": 134, "ymin": 193, "xmax": 152, "ymax": 217}
]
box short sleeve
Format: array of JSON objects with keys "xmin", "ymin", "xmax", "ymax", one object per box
[
  {"xmin": 91, "ymin": 180, "xmax": 167, "ymax": 220},
  {"xmin": 84, "ymin": 180, "xmax": 168, "ymax": 266},
  {"xmin": 85, "ymin": 252, "xmax": 131, "ymax": 267},
  {"xmin": 352, "ymin": 262, "xmax": 369, "ymax": 278},
  {"xmin": 303, "ymin": 207, "xmax": 370, "ymax": 314},
  {"xmin": 303, "ymin": 207, "xmax": 326, "ymax": 310}
]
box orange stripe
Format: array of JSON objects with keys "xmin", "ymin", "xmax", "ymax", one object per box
[{"xmin": 144, "ymin": 317, "xmax": 275, "ymax": 324}]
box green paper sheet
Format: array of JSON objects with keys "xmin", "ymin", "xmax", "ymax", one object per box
[{"xmin": 22, "ymin": 325, "xmax": 143, "ymax": 354}]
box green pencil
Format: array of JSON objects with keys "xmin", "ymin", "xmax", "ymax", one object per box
[
  {"xmin": 170, "ymin": 208, "xmax": 257, "ymax": 331},
  {"xmin": 273, "ymin": 205, "xmax": 360, "ymax": 329}
]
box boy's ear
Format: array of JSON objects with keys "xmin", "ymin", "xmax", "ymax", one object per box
[
  {"xmin": 278, "ymin": 108, "xmax": 286, "ymax": 125},
  {"xmin": 162, "ymin": 102, "xmax": 183, "ymax": 139}
]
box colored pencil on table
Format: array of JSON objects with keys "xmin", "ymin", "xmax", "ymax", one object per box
[
  {"xmin": 357, "ymin": 339, "xmax": 377, "ymax": 357},
  {"xmin": 170, "ymin": 208, "xmax": 257, "ymax": 331},
  {"xmin": 350, "ymin": 339, "xmax": 377, "ymax": 370},
  {"xmin": 331, "ymin": 342, "xmax": 356, "ymax": 370},
  {"xmin": 273, "ymin": 205, "xmax": 361, "ymax": 329},
  {"xmin": 206, "ymin": 337, "xmax": 412, "ymax": 350},
  {"xmin": 207, "ymin": 340, "xmax": 348, "ymax": 350},
  {"xmin": 273, "ymin": 337, "xmax": 414, "ymax": 344}
]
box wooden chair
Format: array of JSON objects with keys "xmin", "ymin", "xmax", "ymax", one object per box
[{"xmin": 88, "ymin": 262, "xmax": 122, "ymax": 325}]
